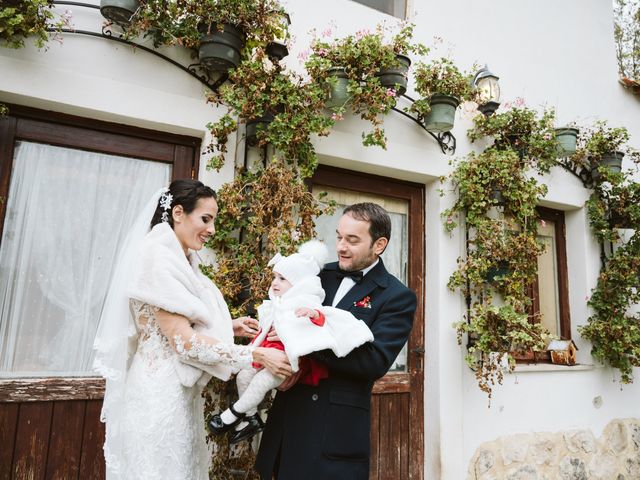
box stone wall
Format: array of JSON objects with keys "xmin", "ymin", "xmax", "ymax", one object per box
[{"xmin": 468, "ymin": 418, "xmax": 640, "ymax": 479}]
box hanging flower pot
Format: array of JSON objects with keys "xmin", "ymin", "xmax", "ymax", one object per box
[
  {"xmin": 246, "ymin": 113, "xmax": 275, "ymax": 147},
  {"xmin": 198, "ymin": 23, "xmax": 246, "ymax": 73},
  {"xmin": 590, "ymin": 151, "xmax": 624, "ymax": 182},
  {"xmin": 608, "ymin": 210, "xmax": 633, "ymax": 229},
  {"xmin": 376, "ymin": 54, "xmax": 411, "ymax": 96},
  {"xmin": 490, "ymin": 188, "xmax": 506, "ymax": 206},
  {"xmin": 99, "ymin": 0, "xmax": 140, "ymax": 25},
  {"xmin": 424, "ymin": 94, "xmax": 460, "ymax": 133},
  {"xmin": 554, "ymin": 127, "xmax": 579, "ymax": 157},
  {"xmin": 485, "ymin": 260, "xmax": 511, "ymax": 283},
  {"xmin": 325, "ymin": 67, "xmax": 350, "ymax": 109},
  {"xmin": 266, "ymin": 41, "xmax": 288, "ymax": 61}
]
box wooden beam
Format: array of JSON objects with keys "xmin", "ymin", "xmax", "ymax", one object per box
[{"xmin": 0, "ymin": 378, "xmax": 105, "ymax": 402}]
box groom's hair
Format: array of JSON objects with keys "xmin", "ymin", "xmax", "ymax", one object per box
[
  {"xmin": 343, "ymin": 203, "xmax": 391, "ymax": 245},
  {"xmin": 150, "ymin": 179, "xmax": 217, "ymax": 228}
]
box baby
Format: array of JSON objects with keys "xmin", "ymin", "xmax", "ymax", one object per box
[{"xmin": 209, "ymin": 240, "xmax": 374, "ymax": 444}]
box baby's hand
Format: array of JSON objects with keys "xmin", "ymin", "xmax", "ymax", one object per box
[{"xmin": 295, "ymin": 307, "xmax": 318, "ymax": 319}]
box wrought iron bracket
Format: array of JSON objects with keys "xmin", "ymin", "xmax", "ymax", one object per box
[
  {"xmin": 392, "ymin": 94, "xmax": 456, "ymax": 155},
  {"xmin": 553, "ymin": 156, "xmax": 594, "ymax": 189},
  {"xmin": 50, "ymin": 1, "xmax": 227, "ymax": 92}
]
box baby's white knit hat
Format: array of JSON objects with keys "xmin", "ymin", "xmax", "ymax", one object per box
[{"xmin": 268, "ymin": 240, "xmax": 328, "ymax": 285}]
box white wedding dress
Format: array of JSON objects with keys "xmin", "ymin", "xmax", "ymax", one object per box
[{"xmin": 114, "ymin": 300, "xmax": 252, "ymax": 480}]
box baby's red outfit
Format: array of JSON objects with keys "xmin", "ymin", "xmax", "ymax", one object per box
[{"xmin": 250, "ymin": 310, "xmax": 328, "ymax": 386}]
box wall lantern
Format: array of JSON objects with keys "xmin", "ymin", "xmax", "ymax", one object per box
[{"xmin": 473, "ymin": 65, "xmax": 500, "ymax": 116}]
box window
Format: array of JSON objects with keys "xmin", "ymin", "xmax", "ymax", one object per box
[
  {"xmin": 530, "ymin": 207, "xmax": 571, "ymax": 340},
  {"xmin": 350, "ymin": 0, "xmax": 407, "ymax": 18},
  {"xmin": 0, "ymin": 106, "xmax": 199, "ymax": 377}
]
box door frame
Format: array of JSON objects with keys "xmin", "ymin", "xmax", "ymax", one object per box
[
  {"xmin": 0, "ymin": 105, "xmax": 202, "ymax": 479},
  {"xmin": 311, "ymin": 164, "xmax": 425, "ymax": 479}
]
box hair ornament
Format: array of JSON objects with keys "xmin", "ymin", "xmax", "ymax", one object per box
[{"xmin": 159, "ymin": 189, "xmax": 173, "ymax": 223}]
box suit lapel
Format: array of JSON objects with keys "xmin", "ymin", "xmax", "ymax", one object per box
[{"xmin": 336, "ymin": 260, "xmax": 389, "ymax": 310}]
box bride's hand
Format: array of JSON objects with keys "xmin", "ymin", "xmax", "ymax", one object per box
[
  {"xmin": 232, "ymin": 316, "xmax": 259, "ymax": 338},
  {"xmin": 253, "ymin": 348, "xmax": 292, "ymax": 378}
]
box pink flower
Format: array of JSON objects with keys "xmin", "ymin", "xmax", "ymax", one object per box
[
  {"xmin": 317, "ymin": 48, "xmax": 328, "ymax": 57},
  {"xmin": 321, "ymin": 28, "xmax": 332, "ymax": 38},
  {"xmin": 543, "ymin": 133, "xmax": 552, "ymax": 140},
  {"xmin": 297, "ymin": 49, "xmax": 310, "ymax": 61},
  {"xmin": 331, "ymin": 113, "xmax": 344, "ymax": 121},
  {"xmin": 446, "ymin": 217, "xmax": 453, "ymax": 224},
  {"xmin": 386, "ymin": 88, "xmax": 396, "ymax": 97},
  {"xmin": 355, "ymin": 29, "xmax": 371, "ymax": 40},
  {"xmin": 540, "ymin": 219, "xmax": 546, "ymax": 228},
  {"xmin": 514, "ymin": 97, "xmax": 526, "ymax": 107}
]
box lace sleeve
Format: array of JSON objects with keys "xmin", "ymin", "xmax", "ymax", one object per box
[{"xmin": 173, "ymin": 333, "xmax": 254, "ymax": 372}]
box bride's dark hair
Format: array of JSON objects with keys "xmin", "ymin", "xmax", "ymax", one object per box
[{"xmin": 150, "ymin": 179, "xmax": 217, "ymax": 229}]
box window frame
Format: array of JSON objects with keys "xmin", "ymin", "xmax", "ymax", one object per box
[
  {"xmin": 0, "ymin": 105, "xmax": 201, "ymax": 400},
  {"xmin": 531, "ymin": 207, "xmax": 571, "ymax": 340},
  {"xmin": 349, "ymin": 0, "xmax": 408, "ymax": 18}
]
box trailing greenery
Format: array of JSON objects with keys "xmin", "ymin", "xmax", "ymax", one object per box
[
  {"xmin": 205, "ymin": 47, "xmax": 333, "ymax": 175},
  {"xmin": 410, "ymin": 57, "xmax": 475, "ymax": 118},
  {"xmin": 578, "ymin": 146, "xmax": 640, "ymax": 383},
  {"xmin": 468, "ymin": 102, "xmax": 558, "ymax": 172},
  {"xmin": 0, "ymin": 0, "xmax": 65, "ymax": 49},
  {"xmin": 614, "ymin": 0, "xmax": 640, "ymax": 80},
  {"xmin": 572, "ymin": 120, "xmax": 640, "ymax": 167},
  {"xmin": 125, "ymin": 0, "xmax": 286, "ymax": 50},
  {"xmin": 443, "ymin": 147, "xmax": 551, "ymax": 399},
  {"xmin": 305, "ymin": 23, "xmax": 427, "ymax": 148}
]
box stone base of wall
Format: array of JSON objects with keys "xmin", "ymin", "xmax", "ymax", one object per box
[{"xmin": 468, "ymin": 418, "xmax": 640, "ymax": 480}]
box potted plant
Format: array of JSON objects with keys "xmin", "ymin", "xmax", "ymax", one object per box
[
  {"xmin": 468, "ymin": 102, "xmax": 558, "ymax": 172},
  {"xmin": 455, "ymin": 301, "xmax": 549, "ymax": 398},
  {"xmin": 125, "ymin": 0, "xmax": 285, "ymax": 71},
  {"xmin": 206, "ymin": 48, "xmax": 332, "ymax": 177},
  {"xmin": 572, "ymin": 121, "xmax": 640, "ymax": 182},
  {"xmin": 410, "ymin": 57, "xmax": 474, "ymax": 133},
  {"xmin": 99, "ymin": 0, "xmax": 140, "ymax": 26},
  {"xmin": 554, "ymin": 125, "xmax": 579, "ymax": 157},
  {"xmin": 305, "ymin": 23, "xmax": 427, "ymax": 149},
  {"xmin": 0, "ymin": 0, "xmax": 58, "ymax": 48}
]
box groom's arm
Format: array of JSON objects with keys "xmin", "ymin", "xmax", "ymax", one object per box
[{"xmin": 311, "ymin": 288, "xmax": 416, "ymax": 381}]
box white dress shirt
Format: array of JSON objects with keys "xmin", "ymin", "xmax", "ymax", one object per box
[{"xmin": 331, "ymin": 259, "xmax": 379, "ymax": 307}]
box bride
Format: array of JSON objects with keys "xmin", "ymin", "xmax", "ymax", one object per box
[{"xmin": 93, "ymin": 179, "xmax": 291, "ymax": 479}]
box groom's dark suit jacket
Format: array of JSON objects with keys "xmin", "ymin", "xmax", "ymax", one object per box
[{"xmin": 255, "ymin": 259, "xmax": 417, "ymax": 480}]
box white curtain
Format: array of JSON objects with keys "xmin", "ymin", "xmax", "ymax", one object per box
[{"xmin": 0, "ymin": 142, "xmax": 171, "ymax": 376}]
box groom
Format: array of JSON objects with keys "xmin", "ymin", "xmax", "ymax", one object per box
[{"xmin": 255, "ymin": 202, "xmax": 417, "ymax": 480}]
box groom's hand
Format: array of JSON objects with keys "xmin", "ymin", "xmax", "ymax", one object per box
[{"xmin": 277, "ymin": 370, "xmax": 302, "ymax": 391}]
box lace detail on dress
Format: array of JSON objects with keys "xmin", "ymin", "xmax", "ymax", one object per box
[
  {"xmin": 174, "ymin": 333, "xmax": 254, "ymax": 372},
  {"xmin": 117, "ymin": 299, "xmax": 211, "ymax": 479},
  {"xmin": 130, "ymin": 299, "xmax": 173, "ymax": 369}
]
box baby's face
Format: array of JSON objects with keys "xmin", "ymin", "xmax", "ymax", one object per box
[{"xmin": 271, "ymin": 272, "xmax": 293, "ymax": 296}]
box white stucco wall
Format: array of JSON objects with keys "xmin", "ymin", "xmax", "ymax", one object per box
[{"xmin": 2, "ymin": 1, "xmax": 640, "ymax": 479}]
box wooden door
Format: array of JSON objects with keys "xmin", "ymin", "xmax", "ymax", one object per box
[
  {"xmin": 311, "ymin": 165, "xmax": 425, "ymax": 480},
  {"xmin": 0, "ymin": 106, "xmax": 200, "ymax": 479}
]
